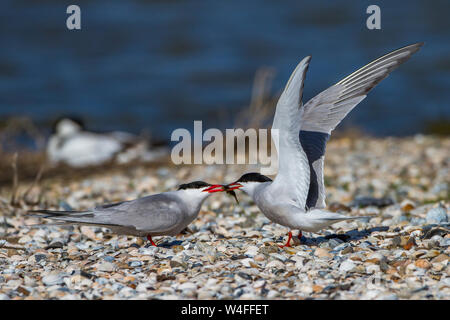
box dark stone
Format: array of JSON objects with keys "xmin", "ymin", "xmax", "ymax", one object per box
[
  {"xmin": 71, "ymin": 270, "xmax": 95, "ymax": 279},
  {"xmin": 370, "ymin": 226, "xmax": 389, "ymax": 232},
  {"xmin": 322, "ymin": 285, "xmax": 337, "ymax": 293},
  {"xmin": 156, "ymin": 274, "xmax": 176, "ymax": 282},
  {"xmin": 350, "ymin": 196, "xmax": 394, "ymax": 208},
  {"xmin": 34, "ymin": 254, "xmax": 47, "ymax": 263},
  {"xmin": 423, "ymin": 227, "xmax": 448, "ymax": 239},
  {"xmin": 233, "ymin": 288, "xmax": 244, "ymax": 298},
  {"xmin": 45, "ymin": 241, "xmax": 64, "ymax": 249},
  {"xmin": 80, "ymin": 270, "xmax": 95, "ymax": 279},
  {"xmin": 237, "ymin": 272, "xmax": 252, "ymax": 280},
  {"xmin": 191, "ymin": 262, "xmax": 203, "ymax": 268},
  {"xmin": 273, "ymin": 269, "xmax": 285, "ymax": 275},
  {"xmin": 158, "ymin": 240, "xmax": 183, "ymax": 248},
  {"xmin": 411, "ymin": 285, "xmax": 429, "ymax": 293},
  {"xmin": 325, "ymin": 233, "xmax": 350, "ymax": 242},
  {"xmin": 339, "ymin": 283, "xmax": 352, "ymax": 291},
  {"xmin": 346, "ymin": 229, "xmax": 364, "ymax": 238},
  {"xmin": 261, "ymin": 286, "xmax": 269, "ymax": 296},
  {"xmin": 231, "ymin": 254, "xmax": 248, "ymax": 260}
]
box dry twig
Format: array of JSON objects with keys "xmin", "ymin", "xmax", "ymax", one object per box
[
  {"xmin": 22, "ymin": 163, "xmax": 46, "ymax": 205},
  {"xmin": 10, "ymin": 152, "xmax": 19, "ymax": 206}
]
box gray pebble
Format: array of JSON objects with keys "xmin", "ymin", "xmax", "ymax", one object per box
[
  {"xmin": 103, "ymin": 256, "xmax": 114, "ymax": 262},
  {"xmin": 393, "ymin": 215, "xmax": 409, "ymax": 223},
  {"xmin": 270, "ymin": 253, "xmax": 287, "ymax": 262},
  {"xmin": 0, "ymin": 294, "xmax": 10, "ymax": 300},
  {"xmin": 410, "ymin": 217, "xmax": 426, "ymax": 226},
  {"xmin": 359, "ymin": 241, "xmax": 373, "ymax": 248},
  {"xmin": 128, "ymin": 261, "xmax": 143, "ymax": 268},
  {"xmin": 426, "ymin": 207, "xmax": 448, "ymax": 224},
  {"xmin": 327, "ymin": 238, "xmax": 344, "ymax": 248},
  {"xmin": 97, "ymin": 262, "xmax": 117, "ymax": 272},
  {"xmin": 331, "ymin": 242, "xmax": 351, "ymax": 253},
  {"xmin": 440, "ymin": 238, "xmax": 450, "ymax": 247},
  {"xmin": 42, "ymin": 273, "xmax": 65, "ymax": 286},
  {"xmin": 339, "ymin": 260, "xmax": 356, "ymax": 273}
]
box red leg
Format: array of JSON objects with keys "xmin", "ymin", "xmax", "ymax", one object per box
[
  {"xmin": 147, "ymin": 235, "xmax": 157, "ymax": 247},
  {"xmin": 279, "ymin": 231, "xmax": 293, "ymax": 248}
]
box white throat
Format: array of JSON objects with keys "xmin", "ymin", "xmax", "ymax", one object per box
[
  {"xmin": 175, "ymin": 188, "xmax": 212, "ymax": 215},
  {"xmin": 240, "ymin": 181, "xmax": 268, "ymax": 198}
]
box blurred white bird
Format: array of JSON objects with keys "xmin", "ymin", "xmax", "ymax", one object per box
[
  {"xmin": 226, "ymin": 43, "xmax": 423, "ymax": 247},
  {"xmin": 46, "ymin": 117, "xmax": 168, "ymax": 167}
]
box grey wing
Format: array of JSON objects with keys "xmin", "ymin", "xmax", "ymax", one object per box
[
  {"xmin": 299, "ymin": 130, "xmax": 329, "ymax": 209},
  {"xmin": 271, "ymin": 56, "xmax": 311, "ymax": 210},
  {"xmin": 299, "ymin": 43, "xmax": 423, "ymax": 209},
  {"xmin": 41, "ymin": 194, "xmax": 185, "ymax": 234},
  {"xmin": 94, "ymin": 193, "xmax": 185, "ymax": 233}
]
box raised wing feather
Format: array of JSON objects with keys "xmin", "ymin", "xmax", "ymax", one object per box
[
  {"xmin": 270, "ymin": 56, "xmax": 311, "ymax": 210},
  {"xmin": 299, "ymin": 43, "xmax": 423, "ymax": 209},
  {"xmin": 301, "ymin": 42, "xmax": 423, "ymax": 133},
  {"xmin": 299, "ymin": 130, "xmax": 329, "ymax": 209}
]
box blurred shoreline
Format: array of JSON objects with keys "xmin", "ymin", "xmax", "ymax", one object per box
[{"xmin": 1, "ymin": 1, "xmax": 449, "ymax": 138}]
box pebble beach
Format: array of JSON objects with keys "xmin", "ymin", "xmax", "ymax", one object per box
[{"xmin": 0, "ymin": 134, "xmax": 449, "ymax": 300}]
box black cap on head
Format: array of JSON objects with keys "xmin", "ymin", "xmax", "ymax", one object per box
[
  {"xmin": 236, "ymin": 172, "xmax": 272, "ymax": 183},
  {"xmin": 178, "ymin": 181, "xmax": 211, "ymax": 190}
]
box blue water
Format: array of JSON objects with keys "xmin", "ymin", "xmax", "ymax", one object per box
[{"xmin": 0, "ymin": 0, "xmax": 449, "ymax": 141}]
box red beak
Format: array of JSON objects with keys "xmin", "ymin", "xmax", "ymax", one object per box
[
  {"xmin": 202, "ymin": 184, "xmax": 225, "ymax": 193},
  {"xmin": 225, "ymin": 182, "xmax": 243, "ymax": 191}
]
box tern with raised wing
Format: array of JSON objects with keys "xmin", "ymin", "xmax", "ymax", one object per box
[
  {"xmin": 226, "ymin": 43, "xmax": 423, "ymax": 247},
  {"xmin": 29, "ymin": 181, "xmax": 224, "ymax": 246}
]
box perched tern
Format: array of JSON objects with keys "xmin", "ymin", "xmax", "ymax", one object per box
[
  {"xmin": 226, "ymin": 43, "xmax": 423, "ymax": 247},
  {"xmin": 47, "ymin": 117, "xmax": 125, "ymax": 167},
  {"xmin": 47, "ymin": 117, "xmax": 167, "ymax": 167},
  {"xmin": 29, "ymin": 181, "xmax": 225, "ymax": 246}
]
